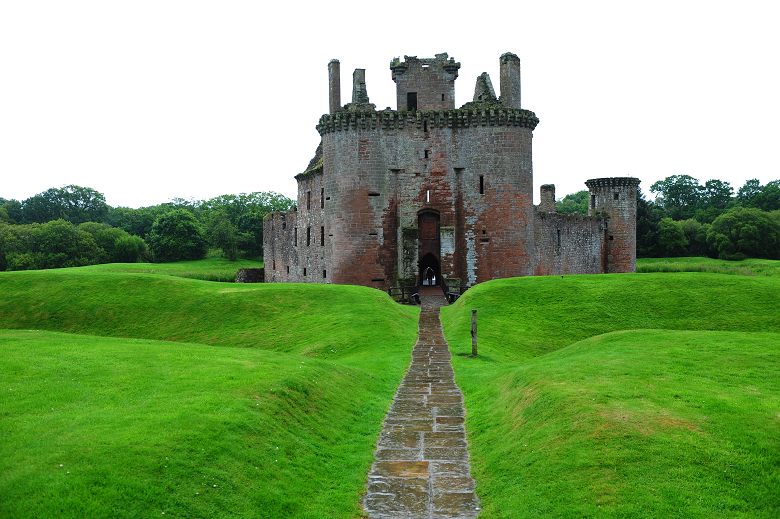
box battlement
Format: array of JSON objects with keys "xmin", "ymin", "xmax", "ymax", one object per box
[
  {"xmin": 391, "ymin": 53, "xmax": 461, "ymax": 111},
  {"xmin": 585, "ymin": 177, "xmax": 641, "ymax": 189},
  {"xmin": 316, "ymin": 107, "xmax": 539, "ymax": 135}
]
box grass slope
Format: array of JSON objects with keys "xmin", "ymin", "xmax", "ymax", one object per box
[
  {"xmin": 637, "ymin": 257, "xmax": 780, "ymax": 277},
  {"xmin": 71, "ymin": 257, "xmax": 264, "ymax": 282},
  {"xmin": 441, "ymin": 273, "xmax": 780, "ymax": 518},
  {"xmin": 0, "ymin": 267, "xmax": 419, "ymax": 518}
]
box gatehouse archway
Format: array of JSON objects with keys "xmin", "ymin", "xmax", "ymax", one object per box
[{"xmin": 419, "ymin": 253, "xmax": 441, "ymax": 286}]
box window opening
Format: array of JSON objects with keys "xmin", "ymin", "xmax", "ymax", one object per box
[
  {"xmin": 321, "ymin": 188, "xmax": 324, "ymax": 208},
  {"xmin": 307, "ymin": 191, "xmax": 311, "ymax": 210},
  {"xmin": 614, "ymin": 192, "xmax": 619, "ymax": 200},
  {"xmin": 426, "ymin": 190, "xmax": 430, "ymax": 203},
  {"xmin": 407, "ymin": 92, "xmax": 417, "ymax": 111},
  {"xmin": 479, "ymin": 175, "xmax": 484, "ymax": 195},
  {"xmin": 368, "ymin": 192, "xmax": 380, "ymax": 196},
  {"xmin": 591, "ymin": 194, "xmax": 596, "ymax": 208},
  {"xmin": 442, "ymin": 93, "xmax": 445, "ymax": 101},
  {"xmin": 273, "ymin": 260, "xmax": 275, "ymax": 270},
  {"xmin": 323, "ymin": 270, "xmax": 326, "ymax": 278},
  {"xmin": 294, "ymin": 228, "xmax": 298, "ymax": 246},
  {"xmin": 306, "ymin": 227, "xmax": 311, "ymax": 246},
  {"xmin": 303, "ymin": 268, "xmax": 307, "ymax": 276},
  {"xmin": 609, "ymin": 235, "xmax": 614, "ymax": 241},
  {"xmin": 286, "ymin": 266, "xmax": 290, "ymax": 274},
  {"xmin": 320, "ymin": 226, "xmax": 324, "ymax": 246},
  {"xmin": 424, "ymin": 120, "xmax": 428, "ymax": 132}
]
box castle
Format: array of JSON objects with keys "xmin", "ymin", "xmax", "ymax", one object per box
[{"xmin": 263, "ymin": 53, "xmax": 640, "ymax": 290}]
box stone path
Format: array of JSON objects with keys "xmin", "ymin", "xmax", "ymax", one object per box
[{"xmin": 363, "ymin": 294, "xmax": 481, "ymax": 519}]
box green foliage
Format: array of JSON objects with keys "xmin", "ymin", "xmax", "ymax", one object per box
[
  {"xmin": 147, "ymin": 209, "xmax": 208, "ymax": 263},
  {"xmin": 657, "ymin": 217, "xmax": 688, "ymax": 256},
  {"xmin": 650, "ymin": 174, "xmax": 703, "ymax": 220},
  {"xmin": 20, "ymin": 185, "xmax": 109, "ymax": 224},
  {"xmin": 738, "ymin": 179, "xmax": 780, "ymax": 212},
  {"xmin": 0, "ymin": 220, "xmax": 101, "ymax": 270},
  {"xmin": 204, "ymin": 210, "xmax": 240, "ymax": 261},
  {"xmin": 555, "ymin": 190, "xmax": 588, "ymax": 215},
  {"xmin": 707, "ymin": 207, "xmax": 780, "ymax": 260}
]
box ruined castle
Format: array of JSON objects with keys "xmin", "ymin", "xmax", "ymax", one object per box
[{"xmin": 263, "ymin": 52, "xmax": 640, "ymax": 290}]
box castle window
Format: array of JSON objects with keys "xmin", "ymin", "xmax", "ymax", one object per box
[
  {"xmin": 323, "ymin": 270, "xmax": 326, "ymax": 278},
  {"xmin": 294, "ymin": 228, "xmax": 298, "ymax": 246},
  {"xmin": 614, "ymin": 192, "xmax": 619, "ymax": 200},
  {"xmin": 282, "ymin": 220, "xmax": 286, "ymax": 230},
  {"xmin": 304, "ymin": 268, "xmax": 307, "ymax": 276},
  {"xmin": 427, "ymin": 190, "xmax": 430, "ymax": 203},
  {"xmin": 307, "ymin": 227, "xmax": 311, "ymax": 246},
  {"xmin": 424, "ymin": 150, "xmax": 430, "ymax": 158},
  {"xmin": 307, "ymin": 191, "xmax": 311, "ymax": 210},
  {"xmin": 407, "ymin": 92, "xmax": 417, "ymax": 111},
  {"xmin": 480, "ymin": 175, "xmax": 485, "ymax": 195},
  {"xmin": 591, "ymin": 194, "xmax": 596, "ymax": 209},
  {"xmin": 321, "ymin": 226, "xmax": 324, "ymax": 246},
  {"xmin": 424, "ymin": 120, "xmax": 428, "ymax": 132},
  {"xmin": 321, "ymin": 188, "xmax": 324, "ymax": 208},
  {"xmin": 442, "ymin": 93, "xmax": 445, "ymax": 101},
  {"xmin": 273, "ymin": 260, "xmax": 275, "ymax": 270},
  {"xmin": 609, "ymin": 235, "xmax": 614, "ymax": 241},
  {"xmin": 287, "ymin": 266, "xmax": 290, "ymax": 274}
]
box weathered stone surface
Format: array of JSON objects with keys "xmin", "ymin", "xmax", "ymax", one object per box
[{"xmin": 364, "ymin": 296, "xmax": 481, "ymax": 518}]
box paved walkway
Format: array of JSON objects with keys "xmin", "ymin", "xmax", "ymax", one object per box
[{"xmin": 363, "ymin": 295, "xmax": 481, "ymax": 519}]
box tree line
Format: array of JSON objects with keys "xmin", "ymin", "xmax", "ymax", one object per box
[
  {"xmin": 556, "ymin": 176, "xmax": 780, "ymax": 260},
  {"xmin": 0, "ymin": 185, "xmax": 294, "ymax": 271}
]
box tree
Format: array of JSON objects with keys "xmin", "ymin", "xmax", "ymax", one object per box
[
  {"xmin": 147, "ymin": 209, "xmax": 208, "ymax": 262},
  {"xmin": 555, "ymin": 190, "xmax": 588, "ymax": 215},
  {"xmin": 636, "ymin": 187, "xmax": 664, "ymax": 257},
  {"xmin": 205, "ymin": 210, "xmax": 240, "ymax": 261},
  {"xmin": 737, "ymin": 179, "xmax": 780, "ymax": 212},
  {"xmin": 21, "ymin": 185, "xmax": 109, "ymax": 224},
  {"xmin": 650, "ymin": 175, "xmax": 702, "ymax": 220},
  {"xmin": 657, "ymin": 218, "xmax": 688, "ymax": 257},
  {"xmin": 78, "ymin": 222, "xmax": 146, "ymax": 263},
  {"xmin": 706, "ymin": 207, "xmax": 780, "ymax": 260}
]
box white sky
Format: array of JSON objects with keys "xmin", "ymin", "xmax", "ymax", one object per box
[{"xmin": 2, "ymin": 1, "xmax": 778, "ymax": 208}]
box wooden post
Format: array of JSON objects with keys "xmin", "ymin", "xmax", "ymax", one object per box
[{"xmin": 470, "ymin": 309, "xmax": 477, "ymax": 356}]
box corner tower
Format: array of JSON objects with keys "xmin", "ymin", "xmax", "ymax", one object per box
[{"xmin": 585, "ymin": 177, "xmax": 641, "ymax": 273}]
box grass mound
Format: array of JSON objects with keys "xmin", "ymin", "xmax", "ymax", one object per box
[
  {"xmin": 441, "ymin": 273, "xmax": 780, "ymax": 518},
  {"xmin": 73, "ymin": 257, "xmax": 264, "ymax": 282},
  {"xmin": 0, "ymin": 266, "xmax": 419, "ymax": 518}
]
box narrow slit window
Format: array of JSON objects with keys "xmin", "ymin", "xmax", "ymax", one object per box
[
  {"xmin": 320, "ymin": 226, "xmax": 324, "ymax": 246},
  {"xmin": 614, "ymin": 192, "xmax": 619, "ymax": 200},
  {"xmin": 294, "ymin": 228, "xmax": 298, "ymax": 246},
  {"xmin": 424, "ymin": 120, "xmax": 428, "ymax": 132},
  {"xmin": 427, "ymin": 190, "xmax": 430, "ymax": 203},
  {"xmin": 273, "ymin": 260, "xmax": 275, "ymax": 270},
  {"xmin": 303, "ymin": 268, "xmax": 307, "ymax": 276},
  {"xmin": 321, "ymin": 188, "xmax": 324, "ymax": 208},
  {"xmin": 286, "ymin": 266, "xmax": 290, "ymax": 274},
  {"xmin": 307, "ymin": 191, "xmax": 311, "ymax": 210},
  {"xmin": 323, "ymin": 270, "xmax": 326, "ymax": 278},
  {"xmin": 479, "ymin": 175, "xmax": 484, "ymax": 195},
  {"xmin": 307, "ymin": 227, "xmax": 311, "ymax": 246},
  {"xmin": 441, "ymin": 93, "xmax": 445, "ymax": 101},
  {"xmin": 591, "ymin": 194, "xmax": 596, "ymax": 208},
  {"xmin": 424, "ymin": 150, "xmax": 430, "ymax": 158}
]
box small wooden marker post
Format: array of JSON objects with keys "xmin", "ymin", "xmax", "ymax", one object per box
[{"xmin": 470, "ymin": 309, "xmax": 478, "ymax": 356}]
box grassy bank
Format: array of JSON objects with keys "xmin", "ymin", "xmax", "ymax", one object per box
[
  {"xmin": 637, "ymin": 257, "xmax": 780, "ymax": 277},
  {"xmin": 0, "ymin": 267, "xmax": 419, "ymax": 518},
  {"xmin": 74, "ymin": 256, "xmax": 264, "ymax": 282},
  {"xmin": 441, "ymin": 273, "xmax": 780, "ymax": 518}
]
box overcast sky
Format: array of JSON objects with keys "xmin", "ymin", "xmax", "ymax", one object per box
[{"xmin": 2, "ymin": 1, "xmax": 778, "ymax": 208}]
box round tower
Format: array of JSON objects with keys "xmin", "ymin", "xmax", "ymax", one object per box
[{"xmin": 585, "ymin": 177, "xmax": 641, "ymax": 273}]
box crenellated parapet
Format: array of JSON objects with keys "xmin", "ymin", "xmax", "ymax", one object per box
[{"xmin": 316, "ymin": 107, "xmax": 539, "ymax": 135}]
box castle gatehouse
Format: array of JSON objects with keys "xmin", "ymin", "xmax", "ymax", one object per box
[{"xmin": 264, "ymin": 53, "xmax": 639, "ymax": 290}]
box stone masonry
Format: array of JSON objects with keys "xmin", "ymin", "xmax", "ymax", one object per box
[{"xmin": 264, "ymin": 52, "xmax": 640, "ymax": 288}]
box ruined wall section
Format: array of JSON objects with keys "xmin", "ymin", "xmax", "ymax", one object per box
[
  {"xmin": 263, "ymin": 210, "xmax": 299, "ymax": 282},
  {"xmin": 532, "ymin": 210, "xmax": 606, "ymax": 275},
  {"xmin": 294, "ymin": 169, "xmax": 327, "ymax": 282},
  {"xmin": 391, "ymin": 54, "xmax": 460, "ymax": 111},
  {"xmin": 586, "ymin": 177, "xmax": 640, "ymax": 273}
]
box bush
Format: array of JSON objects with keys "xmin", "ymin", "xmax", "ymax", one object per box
[
  {"xmin": 707, "ymin": 207, "xmax": 780, "ymax": 260},
  {"xmin": 147, "ymin": 209, "xmax": 208, "ymax": 263}
]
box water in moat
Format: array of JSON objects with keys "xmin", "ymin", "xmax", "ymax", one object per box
[{"xmin": 363, "ymin": 291, "xmax": 481, "ymax": 519}]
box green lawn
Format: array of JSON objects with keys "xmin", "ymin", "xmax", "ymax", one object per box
[
  {"xmin": 72, "ymin": 256, "xmax": 264, "ymax": 282},
  {"xmin": 637, "ymin": 256, "xmax": 780, "ymax": 277},
  {"xmin": 0, "ymin": 265, "xmax": 419, "ymax": 518},
  {"xmin": 441, "ymin": 273, "xmax": 780, "ymax": 518}
]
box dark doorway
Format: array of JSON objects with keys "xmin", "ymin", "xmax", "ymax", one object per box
[
  {"xmin": 419, "ymin": 253, "xmax": 441, "ymax": 286},
  {"xmin": 407, "ymin": 92, "xmax": 418, "ymax": 111}
]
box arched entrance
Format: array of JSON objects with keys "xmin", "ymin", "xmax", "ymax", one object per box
[{"xmin": 419, "ymin": 252, "xmax": 441, "ymax": 286}]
